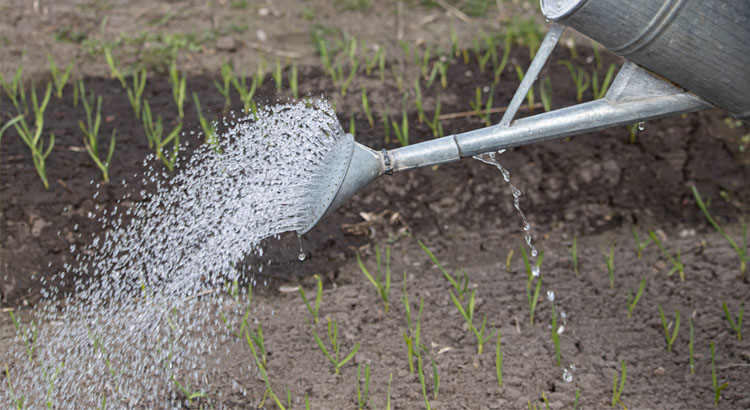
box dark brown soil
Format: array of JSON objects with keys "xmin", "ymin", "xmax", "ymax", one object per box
[{"xmin": 2, "ymin": 1, "xmax": 750, "ymax": 408}]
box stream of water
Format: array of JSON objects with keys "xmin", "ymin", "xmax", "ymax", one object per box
[{"xmin": 3, "ymin": 100, "xmax": 347, "ymax": 408}]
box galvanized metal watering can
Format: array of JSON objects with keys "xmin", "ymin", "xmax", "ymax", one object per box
[{"xmin": 298, "ymin": 0, "xmax": 750, "ymax": 234}]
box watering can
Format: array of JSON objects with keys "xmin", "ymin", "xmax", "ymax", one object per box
[{"xmin": 298, "ymin": 0, "xmax": 750, "ymax": 234}]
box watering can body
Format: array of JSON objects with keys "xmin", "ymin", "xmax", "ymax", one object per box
[{"xmin": 298, "ymin": 0, "xmax": 750, "ymax": 234}]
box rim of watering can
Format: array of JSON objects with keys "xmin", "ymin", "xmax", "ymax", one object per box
[{"xmin": 540, "ymin": 0, "xmax": 586, "ymax": 19}]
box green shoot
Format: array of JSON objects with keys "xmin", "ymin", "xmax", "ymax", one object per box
[
  {"xmin": 689, "ymin": 318, "xmax": 695, "ymax": 374},
  {"xmin": 403, "ymin": 272, "xmax": 423, "ymax": 374},
  {"xmin": 47, "ymin": 54, "xmax": 73, "ymax": 98},
  {"xmin": 449, "ymin": 287, "xmax": 494, "ymax": 355},
  {"xmin": 103, "ymin": 48, "xmax": 126, "ymax": 88},
  {"xmin": 5, "ymin": 363, "xmax": 26, "ymax": 409},
  {"xmin": 142, "ymin": 100, "xmax": 181, "ymax": 171},
  {"xmin": 631, "ymin": 226, "xmax": 652, "ymax": 259},
  {"xmin": 592, "ymin": 41, "xmax": 602, "ymax": 69},
  {"xmin": 417, "ymin": 355, "xmax": 435, "ymax": 409},
  {"xmin": 192, "ymin": 92, "xmax": 219, "ymax": 149},
  {"xmin": 213, "ymin": 59, "xmax": 233, "ymax": 110},
  {"xmin": 378, "ymin": 47, "xmax": 386, "ymax": 83},
  {"xmin": 299, "ymin": 274, "xmax": 323, "ymax": 324},
  {"xmin": 514, "ymin": 66, "xmax": 534, "ymax": 114},
  {"xmin": 423, "ymin": 95, "xmax": 443, "ymax": 138},
  {"xmin": 391, "ymin": 95, "xmax": 409, "ymax": 146},
  {"xmin": 558, "ymin": 60, "xmax": 590, "ymax": 102},
  {"xmin": 627, "ymin": 123, "xmax": 639, "ymax": 144},
  {"xmin": 244, "ymin": 322, "xmax": 288, "ymax": 410},
  {"xmin": 12, "ymin": 82, "xmax": 55, "ymax": 189},
  {"xmin": 231, "ymin": 73, "xmax": 258, "ymax": 114},
  {"xmin": 168, "ymin": 60, "xmax": 186, "ymax": 119},
  {"xmin": 721, "ymin": 301, "xmax": 743, "ymax": 341},
  {"xmin": 450, "ymin": 24, "xmax": 459, "ymax": 58},
  {"xmin": 592, "ymin": 63, "xmax": 616, "ymax": 99},
  {"xmin": 520, "ymin": 245, "xmax": 544, "ymax": 324},
  {"xmin": 658, "ymin": 305, "xmax": 680, "ymax": 352},
  {"xmin": 309, "ymin": 317, "xmax": 360, "ymax": 375},
  {"xmin": 365, "ymin": 47, "xmax": 381, "ymax": 76},
  {"xmin": 361, "ymin": 87, "xmax": 374, "ymax": 128},
  {"xmin": 418, "ymin": 240, "xmax": 469, "ymax": 300},
  {"xmin": 8, "ymin": 310, "xmax": 37, "ymax": 363},
  {"xmin": 382, "ymin": 113, "xmax": 390, "ymax": 144},
  {"xmin": 572, "ymin": 235, "xmax": 579, "ymax": 275},
  {"xmin": 710, "ymin": 341, "xmax": 728, "ymax": 407},
  {"xmin": 290, "ymin": 63, "xmax": 299, "ymax": 100},
  {"xmin": 0, "ymin": 65, "xmax": 25, "ymax": 112},
  {"xmin": 126, "ymin": 68, "xmax": 147, "ymax": 119},
  {"xmin": 414, "ymin": 80, "xmax": 424, "ymax": 124},
  {"xmin": 0, "ymin": 115, "xmax": 24, "ymax": 142},
  {"xmin": 626, "ymin": 278, "xmax": 646, "ymax": 319},
  {"xmin": 648, "ymin": 230, "xmax": 685, "ymax": 281},
  {"xmin": 79, "ymin": 81, "xmax": 116, "ymax": 182},
  {"xmin": 355, "ymin": 363, "xmax": 370, "ymax": 410},
  {"xmin": 551, "ymin": 305, "xmax": 561, "ymax": 365},
  {"xmin": 494, "ymin": 31, "xmax": 513, "ymax": 84},
  {"xmin": 692, "ymin": 186, "xmax": 747, "ymax": 279},
  {"xmin": 349, "ymin": 113, "xmax": 356, "ymax": 137},
  {"xmin": 506, "ymin": 249, "xmax": 514, "ymax": 273},
  {"xmin": 611, "ymin": 360, "xmax": 626, "ymax": 409},
  {"xmin": 340, "ymin": 44, "xmax": 360, "ymax": 96},
  {"xmin": 605, "ymin": 242, "xmax": 616, "ymax": 289},
  {"xmin": 495, "ymin": 330, "xmax": 503, "ymax": 387},
  {"xmin": 539, "ymin": 76, "xmax": 553, "ymax": 112},
  {"xmin": 273, "ymin": 58, "xmax": 283, "ymax": 93},
  {"xmin": 356, "ymin": 247, "xmax": 392, "ymax": 313},
  {"xmin": 574, "ymin": 389, "xmax": 580, "ymax": 409},
  {"xmin": 171, "ymin": 374, "xmax": 206, "ymax": 404}
]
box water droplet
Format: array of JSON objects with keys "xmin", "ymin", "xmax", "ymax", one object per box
[
  {"xmin": 638, "ymin": 121, "xmax": 645, "ymax": 131},
  {"xmin": 531, "ymin": 249, "xmax": 538, "ymax": 257},
  {"xmin": 531, "ymin": 265, "xmax": 540, "ymax": 277},
  {"xmin": 298, "ymin": 252, "xmax": 306, "ymax": 261},
  {"xmin": 546, "ymin": 290, "xmax": 555, "ymax": 302},
  {"xmin": 563, "ymin": 368, "xmax": 573, "ymax": 383}
]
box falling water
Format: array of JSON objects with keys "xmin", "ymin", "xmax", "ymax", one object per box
[{"xmin": 2, "ymin": 100, "xmax": 348, "ymax": 408}]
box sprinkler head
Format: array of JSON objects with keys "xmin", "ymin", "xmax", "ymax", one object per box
[{"xmin": 297, "ymin": 135, "xmax": 384, "ymax": 235}]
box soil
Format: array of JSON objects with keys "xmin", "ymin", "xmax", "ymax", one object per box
[{"xmin": 2, "ymin": 1, "xmax": 750, "ymax": 409}]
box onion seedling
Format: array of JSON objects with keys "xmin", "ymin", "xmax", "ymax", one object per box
[
  {"xmin": 658, "ymin": 305, "xmax": 680, "ymax": 352},
  {"xmin": 414, "ymin": 80, "xmax": 425, "ymax": 123},
  {"xmin": 244, "ymin": 324, "xmax": 289, "ymax": 410},
  {"xmin": 573, "ymin": 389, "xmax": 580, "ymax": 409},
  {"xmin": 361, "ymin": 87, "xmax": 374, "ymax": 128},
  {"xmin": 4, "ymin": 363, "xmax": 26, "ymax": 409},
  {"xmin": 309, "ymin": 317, "xmax": 360, "ymax": 375},
  {"xmin": 403, "ymin": 272, "xmax": 423, "ymax": 374},
  {"xmin": 369, "ymin": 373, "xmax": 392, "ymax": 410},
  {"xmin": 391, "ymin": 95, "xmax": 409, "ymax": 146},
  {"xmin": 47, "ymin": 54, "xmax": 73, "ymax": 99},
  {"xmin": 506, "ymin": 249, "xmax": 514, "ymax": 273},
  {"xmin": 539, "ymin": 76, "xmax": 553, "ymax": 112},
  {"xmin": 710, "ymin": 341, "xmax": 728, "ymax": 407},
  {"xmin": 299, "ymin": 274, "xmax": 323, "ymax": 324},
  {"xmin": 142, "ymin": 100, "xmax": 182, "ymax": 171},
  {"xmin": 273, "ymin": 58, "xmax": 283, "ymax": 93},
  {"xmin": 231, "ymin": 73, "xmax": 258, "ymax": 114},
  {"xmin": 340, "ymin": 41, "xmax": 360, "ymax": 96},
  {"xmin": 449, "ymin": 286, "xmax": 494, "ymax": 355},
  {"xmin": 355, "ymin": 363, "xmax": 370, "ymax": 410},
  {"xmin": 378, "ymin": 47, "xmax": 386, "ymax": 83},
  {"xmin": 627, "ymin": 123, "xmax": 639, "ymax": 144},
  {"xmin": 551, "ymin": 305, "xmax": 561, "ymax": 365},
  {"xmin": 365, "ymin": 47, "xmax": 379, "ymax": 76},
  {"xmin": 611, "ymin": 360, "xmax": 626, "ymax": 409},
  {"xmin": 12, "ymin": 82, "xmax": 55, "ymax": 189},
  {"xmin": 79, "ymin": 80, "xmax": 116, "ymax": 182},
  {"xmin": 103, "ymin": 48, "xmax": 126, "ymax": 88},
  {"xmin": 424, "ymin": 95, "xmax": 443, "ymax": 138},
  {"xmin": 692, "ymin": 186, "xmax": 748, "ymax": 280},
  {"xmin": 417, "ymin": 354, "xmax": 437, "ymax": 409},
  {"xmin": 605, "ymin": 241, "xmax": 616, "ymax": 289},
  {"xmin": 349, "ymin": 113, "xmax": 356, "ymax": 137},
  {"xmin": 382, "ymin": 113, "xmax": 390, "ymax": 144},
  {"xmin": 418, "ymin": 240, "xmax": 469, "ymax": 300},
  {"xmin": 721, "ymin": 301, "xmax": 743, "ymax": 341},
  {"xmin": 626, "ymin": 278, "xmax": 646, "ymax": 319},
  {"xmin": 520, "ymin": 245, "xmax": 544, "ymax": 324},
  {"xmin": 126, "ymin": 68, "xmax": 147, "ymax": 119},
  {"xmin": 290, "ymin": 63, "xmax": 299, "ymax": 100},
  {"xmin": 558, "ymin": 60, "xmax": 590, "ymax": 102},
  {"xmin": 213, "ymin": 59, "xmax": 233, "ymax": 110},
  {"xmin": 571, "ymin": 235, "xmax": 579, "ymax": 275},
  {"xmin": 592, "ymin": 63, "xmax": 616, "ymax": 100},
  {"xmin": 514, "ymin": 66, "xmax": 535, "ymax": 114},
  {"xmin": 8, "ymin": 310, "xmax": 37, "ymax": 363},
  {"xmin": 493, "ymin": 31, "xmax": 513, "ymax": 84},
  {"xmin": 168, "ymin": 60, "xmax": 186, "ymax": 119},
  {"xmin": 356, "ymin": 246, "xmax": 392, "ymax": 313},
  {"xmin": 171, "ymin": 374, "xmax": 207, "ymax": 404},
  {"xmin": 495, "ymin": 329, "xmax": 503, "ymax": 387},
  {"xmin": 631, "ymin": 226, "xmax": 652, "ymax": 259},
  {"xmin": 648, "ymin": 230, "xmax": 684, "ymax": 281},
  {"xmin": 192, "ymin": 92, "xmax": 219, "ymax": 149}
]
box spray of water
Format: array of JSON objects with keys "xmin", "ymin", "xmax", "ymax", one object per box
[{"xmin": 3, "ymin": 100, "xmax": 347, "ymax": 407}]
